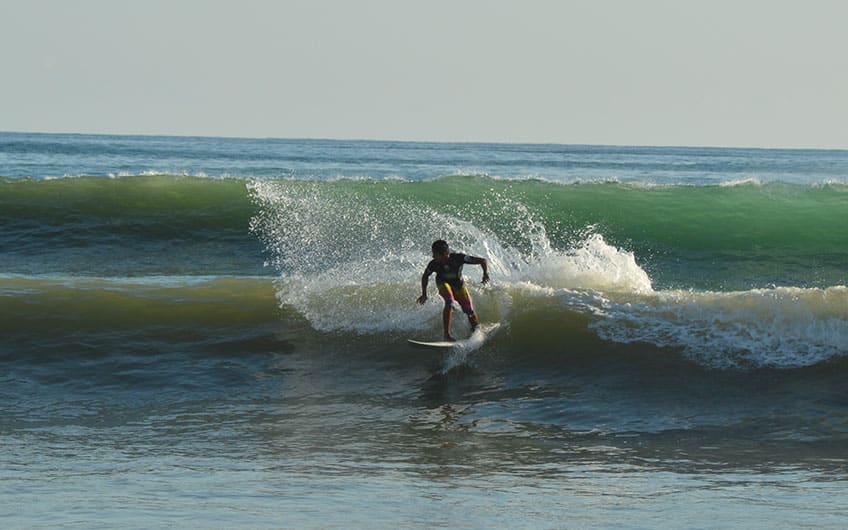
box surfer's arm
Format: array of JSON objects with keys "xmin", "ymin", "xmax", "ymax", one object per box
[
  {"xmin": 418, "ymin": 268, "xmax": 433, "ymax": 304},
  {"xmin": 465, "ymin": 256, "xmax": 490, "ymax": 283}
]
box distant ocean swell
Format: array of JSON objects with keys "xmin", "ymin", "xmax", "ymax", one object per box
[{"xmin": 2, "ymin": 173, "xmax": 847, "ymax": 370}]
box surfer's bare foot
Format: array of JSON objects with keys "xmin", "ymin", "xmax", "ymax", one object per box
[{"xmin": 444, "ymin": 335, "xmax": 456, "ymax": 342}]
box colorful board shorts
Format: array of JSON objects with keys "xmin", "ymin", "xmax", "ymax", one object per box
[{"xmin": 437, "ymin": 281, "xmax": 474, "ymax": 315}]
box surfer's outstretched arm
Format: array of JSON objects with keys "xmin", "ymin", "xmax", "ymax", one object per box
[{"xmin": 418, "ymin": 269, "xmax": 432, "ymax": 304}]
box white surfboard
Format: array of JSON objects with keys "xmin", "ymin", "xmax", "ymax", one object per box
[
  {"xmin": 407, "ymin": 338, "xmax": 459, "ymax": 349},
  {"xmin": 407, "ymin": 322, "xmax": 501, "ymax": 350}
]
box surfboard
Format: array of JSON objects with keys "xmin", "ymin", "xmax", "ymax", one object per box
[
  {"xmin": 407, "ymin": 338, "xmax": 458, "ymax": 349},
  {"xmin": 407, "ymin": 322, "xmax": 501, "ymax": 350}
]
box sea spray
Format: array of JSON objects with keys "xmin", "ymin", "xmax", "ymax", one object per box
[
  {"xmin": 248, "ymin": 178, "xmax": 655, "ymax": 335},
  {"xmin": 441, "ymin": 323, "xmax": 503, "ymax": 373}
]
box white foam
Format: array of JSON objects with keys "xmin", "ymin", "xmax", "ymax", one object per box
[
  {"xmin": 441, "ymin": 324, "xmax": 501, "ymax": 373},
  {"xmin": 517, "ymin": 233, "xmax": 653, "ymax": 295},
  {"xmin": 590, "ymin": 286, "xmax": 848, "ymax": 369},
  {"xmin": 719, "ymin": 177, "xmax": 764, "ymax": 187}
]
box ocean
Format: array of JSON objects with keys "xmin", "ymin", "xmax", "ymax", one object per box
[{"xmin": 1, "ymin": 131, "xmax": 847, "ymax": 528}]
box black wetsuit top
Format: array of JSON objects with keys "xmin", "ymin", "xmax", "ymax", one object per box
[{"xmin": 425, "ymin": 253, "xmax": 472, "ymax": 287}]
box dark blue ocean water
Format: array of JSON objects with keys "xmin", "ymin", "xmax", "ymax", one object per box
[{"xmin": 1, "ymin": 132, "xmax": 847, "ymax": 528}]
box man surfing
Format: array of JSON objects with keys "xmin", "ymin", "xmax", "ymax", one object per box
[{"xmin": 417, "ymin": 240, "xmax": 489, "ymax": 341}]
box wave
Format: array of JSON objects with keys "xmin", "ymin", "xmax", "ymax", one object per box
[
  {"xmin": 0, "ymin": 174, "xmax": 268, "ymax": 276},
  {"xmin": 590, "ymin": 285, "xmax": 848, "ymax": 369},
  {"xmin": 247, "ymin": 177, "xmax": 848, "ymax": 370},
  {"xmin": 254, "ymin": 246, "xmax": 848, "ymax": 370},
  {"xmin": 4, "ymin": 174, "xmax": 848, "ymax": 250},
  {"xmin": 0, "ymin": 275, "xmax": 280, "ymax": 334},
  {"xmin": 3, "ymin": 174, "xmax": 848, "ymax": 369},
  {"xmin": 0, "ymin": 174, "xmax": 254, "ymax": 228},
  {"xmin": 246, "ymin": 174, "xmax": 848, "ymax": 287},
  {"xmin": 4, "ymin": 272, "xmax": 846, "ymax": 371}
]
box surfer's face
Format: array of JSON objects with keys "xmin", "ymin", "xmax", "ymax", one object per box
[{"xmin": 433, "ymin": 250, "xmax": 450, "ymax": 263}]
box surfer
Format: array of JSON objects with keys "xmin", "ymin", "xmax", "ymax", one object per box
[{"xmin": 417, "ymin": 240, "xmax": 489, "ymax": 341}]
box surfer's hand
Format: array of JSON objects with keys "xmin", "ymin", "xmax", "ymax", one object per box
[
  {"xmin": 417, "ymin": 295, "xmax": 427, "ymax": 304},
  {"xmin": 482, "ymin": 273, "xmax": 490, "ymax": 284}
]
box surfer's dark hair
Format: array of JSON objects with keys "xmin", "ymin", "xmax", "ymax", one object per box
[{"xmin": 431, "ymin": 240, "xmax": 449, "ymax": 254}]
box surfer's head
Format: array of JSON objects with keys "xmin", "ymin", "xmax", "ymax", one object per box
[{"xmin": 431, "ymin": 239, "xmax": 450, "ymax": 260}]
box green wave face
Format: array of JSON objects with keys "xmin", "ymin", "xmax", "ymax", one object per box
[{"xmin": 249, "ymin": 175, "xmax": 848, "ymax": 290}]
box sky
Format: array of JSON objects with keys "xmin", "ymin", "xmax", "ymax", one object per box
[{"xmin": 2, "ymin": 0, "xmax": 847, "ymax": 149}]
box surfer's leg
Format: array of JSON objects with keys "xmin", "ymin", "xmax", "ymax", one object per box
[
  {"xmin": 437, "ymin": 283, "xmax": 456, "ymax": 341},
  {"xmin": 455, "ymin": 285, "xmax": 479, "ymax": 331},
  {"xmin": 442, "ymin": 306, "xmax": 454, "ymax": 341}
]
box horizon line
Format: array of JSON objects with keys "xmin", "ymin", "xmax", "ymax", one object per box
[{"xmin": 2, "ymin": 129, "xmax": 846, "ymax": 153}]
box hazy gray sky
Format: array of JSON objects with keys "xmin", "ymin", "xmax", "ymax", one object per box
[{"xmin": 2, "ymin": 0, "xmax": 847, "ymax": 148}]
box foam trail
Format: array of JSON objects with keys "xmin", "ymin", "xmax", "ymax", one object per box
[{"xmin": 441, "ymin": 323, "xmax": 501, "ymax": 373}]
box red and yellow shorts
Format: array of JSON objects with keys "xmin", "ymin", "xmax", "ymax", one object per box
[{"xmin": 437, "ymin": 281, "xmax": 475, "ymax": 315}]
